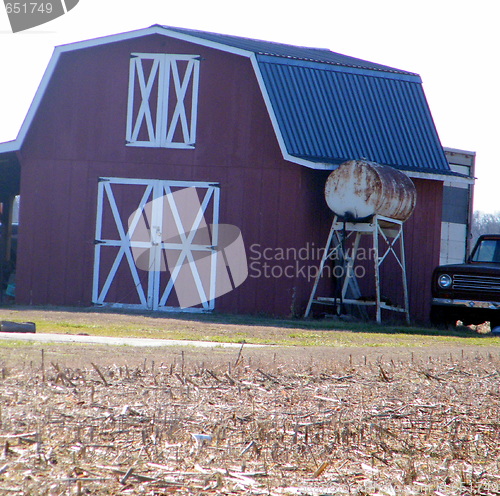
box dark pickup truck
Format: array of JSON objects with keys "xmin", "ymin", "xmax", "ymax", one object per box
[{"xmin": 431, "ymin": 234, "xmax": 500, "ymax": 330}]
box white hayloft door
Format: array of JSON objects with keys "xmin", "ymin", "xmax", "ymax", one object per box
[{"xmin": 126, "ymin": 53, "xmax": 200, "ymax": 148}]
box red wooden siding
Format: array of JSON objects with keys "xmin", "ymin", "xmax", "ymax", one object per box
[{"xmin": 403, "ymin": 178, "xmax": 444, "ymax": 323}]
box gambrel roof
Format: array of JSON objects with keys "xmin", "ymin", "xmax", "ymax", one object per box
[{"xmin": 0, "ymin": 25, "xmax": 453, "ymax": 178}]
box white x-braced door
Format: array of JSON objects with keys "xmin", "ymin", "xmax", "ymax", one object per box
[
  {"xmin": 126, "ymin": 53, "xmax": 200, "ymax": 149},
  {"xmin": 92, "ymin": 178, "xmax": 220, "ymax": 311}
]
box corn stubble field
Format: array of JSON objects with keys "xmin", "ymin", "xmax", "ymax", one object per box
[{"xmin": 1, "ymin": 344, "xmax": 500, "ymax": 496}]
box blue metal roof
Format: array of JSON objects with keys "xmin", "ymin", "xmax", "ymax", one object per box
[
  {"xmin": 162, "ymin": 26, "xmax": 450, "ymax": 174},
  {"xmin": 257, "ymin": 56, "xmax": 449, "ymax": 172}
]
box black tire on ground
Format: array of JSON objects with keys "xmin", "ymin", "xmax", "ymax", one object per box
[
  {"xmin": 430, "ymin": 306, "xmax": 456, "ymax": 329},
  {"xmin": 489, "ymin": 319, "xmax": 500, "ymax": 333}
]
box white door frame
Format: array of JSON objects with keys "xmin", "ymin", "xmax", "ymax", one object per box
[
  {"xmin": 126, "ymin": 53, "xmax": 200, "ymax": 149},
  {"xmin": 92, "ymin": 177, "xmax": 220, "ymax": 311}
]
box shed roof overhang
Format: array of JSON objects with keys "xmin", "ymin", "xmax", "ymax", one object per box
[{"xmin": 0, "ymin": 25, "xmax": 466, "ymax": 184}]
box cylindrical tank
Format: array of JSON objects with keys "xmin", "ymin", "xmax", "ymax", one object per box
[{"xmin": 324, "ymin": 160, "xmax": 417, "ymax": 221}]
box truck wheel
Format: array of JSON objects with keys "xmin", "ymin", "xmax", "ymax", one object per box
[
  {"xmin": 489, "ymin": 319, "xmax": 500, "ymax": 334},
  {"xmin": 430, "ymin": 306, "xmax": 455, "ymax": 328}
]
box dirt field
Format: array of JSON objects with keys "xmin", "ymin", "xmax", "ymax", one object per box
[{"xmin": 1, "ymin": 333, "xmax": 500, "ymax": 495}]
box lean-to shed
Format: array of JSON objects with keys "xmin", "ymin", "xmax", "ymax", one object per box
[{"xmin": 0, "ymin": 25, "xmax": 469, "ymax": 321}]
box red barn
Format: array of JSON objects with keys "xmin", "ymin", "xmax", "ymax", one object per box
[{"xmin": 0, "ymin": 25, "xmax": 467, "ymax": 322}]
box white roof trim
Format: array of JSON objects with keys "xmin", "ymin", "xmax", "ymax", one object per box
[
  {"xmin": 405, "ymin": 169, "xmax": 474, "ymax": 184},
  {"xmin": 443, "ymin": 146, "xmax": 476, "ymax": 156},
  {"xmin": 288, "ymin": 158, "xmax": 336, "ymax": 170},
  {"xmin": 0, "ymin": 140, "xmax": 19, "ymax": 153}
]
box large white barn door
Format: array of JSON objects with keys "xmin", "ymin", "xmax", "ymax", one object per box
[{"xmin": 92, "ymin": 178, "xmax": 220, "ymax": 311}]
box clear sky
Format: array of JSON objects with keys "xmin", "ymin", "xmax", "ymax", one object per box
[{"xmin": 0, "ymin": 0, "xmax": 498, "ymax": 212}]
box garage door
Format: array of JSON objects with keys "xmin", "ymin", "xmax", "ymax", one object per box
[{"xmin": 92, "ymin": 177, "xmax": 220, "ymax": 311}]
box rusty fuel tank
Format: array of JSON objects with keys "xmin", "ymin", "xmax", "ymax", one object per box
[{"xmin": 324, "ymin": 160, "xmax": 417, "ymax": 222}]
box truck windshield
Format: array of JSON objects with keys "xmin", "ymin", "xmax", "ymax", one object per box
[{"xmin": 471, "ymin": 239, "xmax": 500, "ymax": 263}]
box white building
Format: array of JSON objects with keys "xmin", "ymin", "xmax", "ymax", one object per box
[{"xmin": 440, "ymin": 147, "xmax": 475, "ymax": 265}]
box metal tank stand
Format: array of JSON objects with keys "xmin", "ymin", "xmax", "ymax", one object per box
[{"xmin": 304, "ymin": 214, "xmax": 410, "ymax": 324}]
